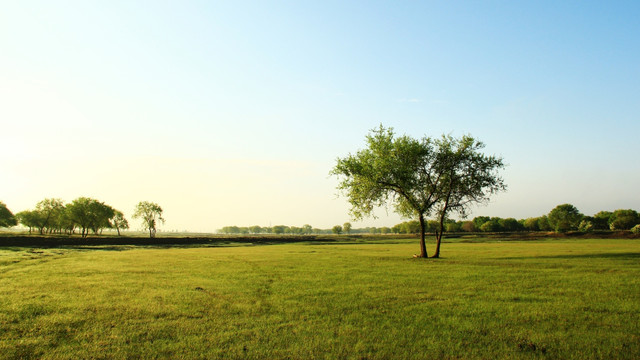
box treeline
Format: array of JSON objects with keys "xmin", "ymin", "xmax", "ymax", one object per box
[
  {"xmin": 218, "ymin": 204, "xmax": 640, "ymax": 236},
  {"xmin": 0, "ymin": 198, "xmax": 129, "ymax": 237},
  {"xmin": 220, "ymin": 225, "xmax": 320, "ymax": 235},
  {"xmin": 218, "ymin": 224, "xmax": 321, "ymax": 235},
  {"xmin": 4, "ymin": 200, "xmax": 639, "ymax": 237},
  {"xmin": 219, "ymin": 223, "xmax": 367, "ymax": 235},
  {"xmin": 393, "ymin": 204, "xmax": 640, "ymax": 234}
]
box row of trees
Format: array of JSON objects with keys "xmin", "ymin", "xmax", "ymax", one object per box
[
  {"xmin": 391, "ymin": 205, "xmax": 640, "ymax": 234},
  {"xmin": 217, "ymin": 204, "xmax": 639, "ymax": 237},
  {"xmin": 3, "ymin": 198, "xmax": 127, "ymax": 237},
  {"xmin": 219, "ymin": 222, "xmax": 355, "ymax": 235},
  {"xmin": 0, "ymin": 200, "xmax": 165, "ymax": 238},
  {"xmin": 542, "ymin": 204, "xmax": 639, "ymax": 233},
  {"xmin": 219, "ymin": 224, "xmax": 315, "ymax": 235}
]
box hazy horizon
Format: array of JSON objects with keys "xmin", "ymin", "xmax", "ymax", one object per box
[{"xmin": 2, "ymin": 1, "xmax": 639, "ymax": 232}]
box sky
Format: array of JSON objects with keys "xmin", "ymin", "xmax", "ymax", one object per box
[{"xmin": 1, "ymin": 1, "xmax": 639, "ymax": 232}]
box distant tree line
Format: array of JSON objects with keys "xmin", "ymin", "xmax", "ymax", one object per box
[
  {"xmin": 3, "ymin": 200, "xmax": 638, "ymax": 237},
  {"xmin": 218, "ymin": 222, "xmax": 359, "ymax": 235},
  {"xmin": 0, "ymin": 199, "xmax": 166, "ymax": 238},
  {"xmin": 219, "ymin": 224, "xmax": 316, "ymax": 235},
  {"xmin": 0, "ymin": 198, "xmax": 129, "ymax": 237},
  {"xmin": 392, "ymin": 204, "xmax": 640, "ymax": 234},
  {"xmin": 216, "ymin": 204, "xmax": 640, "ymax": 236}
]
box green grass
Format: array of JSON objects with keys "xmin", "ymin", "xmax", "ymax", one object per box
[{"xmin": 1, "ymin": 239, "xmax": 639, "ymax": 359}]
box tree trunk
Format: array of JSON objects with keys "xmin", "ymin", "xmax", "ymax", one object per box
[
  {"xmin": 418, "ymin": 214, "xmax": 428, "ymax": 258},
  {"xmin": 116, "ymin": 227, "xmax": 121, "ymax": 236},
  {"xmin": 432, "ymin": 210, "xmax": 446, "ymax": 258}
]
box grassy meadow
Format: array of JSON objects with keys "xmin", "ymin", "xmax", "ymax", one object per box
[{"xmin": 1, "ymin": 238, "xmax": 639, "ymax": 359}]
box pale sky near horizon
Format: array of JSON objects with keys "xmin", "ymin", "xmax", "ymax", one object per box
[{"xmin": 1, "ymin": 1, "xmax": 639, "ymax": 232}]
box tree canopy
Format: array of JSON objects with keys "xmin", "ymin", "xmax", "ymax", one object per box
[
  {"xmin": 609, "ymin": 209, "xmax": 639, "ymax": 230},
  {"xmin": 34, "ymin": 198, "xmax": 65, "ymax": 234},
  {"xmin": 548, "ymin": 204, "xmax": 583, "ymax": 232},
  {"xmin": 14, "ymin": 198, "xmax": 127, "ymax": 236},
  {"xmin": 66, "ymin": 197, "xmax": 116, "ymax": 237},
  {"xmin": 0, "ymin": 202, "xmax": 17, "ymax": 228}
]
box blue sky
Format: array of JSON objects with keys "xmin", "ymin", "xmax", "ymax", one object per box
[{"xmin": 1, "ymin": 1, "xmax": 639, "ymax": 232}]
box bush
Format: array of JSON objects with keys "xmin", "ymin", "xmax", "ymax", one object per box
[
  {"xmin": 631, "ymin": 225, "xmax": 640, "ymax": 235},
  {"xmin": 609, "ymin": 209, "xmax": 639, "ymax": 230},
  {"xmin": 548, "ymin": 204, "xmax": 583, "ymax": 232},
  {"xmin": 461, "ymin": 221, "xmax": 476, "ymax": 232},
  {"xmin": 578, "ymin": 220, "xmax": 594, "ymax": 232},
  {"xmin": 480, "ymin": 220, "xmax": 502, "ymax": 232}
]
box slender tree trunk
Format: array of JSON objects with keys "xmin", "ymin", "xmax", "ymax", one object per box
[
  {"xmin": 432, "ymin": 187, "xmax": 452, "ymax": 258},
  {"xmin": 418, "ymin": 214, "xmax": 428, "ymax": 258},
  {"xmin": 432, "ymin": 213, "xmax": 445, "ymax": 258},
  {"xmin": 116, "ymin": 227, "xmax": 121, "ymax": 236}
]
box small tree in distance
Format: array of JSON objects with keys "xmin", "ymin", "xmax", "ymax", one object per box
[
  {"xmin": 548, "ymin": 204, "xmax": 583, "ymax": 232},
  {"xmin": 332, "ymin": 225, "xmax": 343, "ymax": 234},
  {"xmin": 112, "ymin": 211, "xmax": 129, "ymax": 236},
  {"xmin": 133, "ymin": 201, "xmax": 165, "ymax": 238},
  {"xmin": 343, "ymin": 222, "xmax": 352, "ymax": 234},
  {"xmin": 34, "ymin": 198, "xmax": 65, "ymax": 235}
]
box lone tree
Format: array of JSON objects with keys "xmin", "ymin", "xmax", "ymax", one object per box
[
  {"xmin": 133, "ymin": 201, "xmax": 165, "ymax": 238},
  {"xmin": 331, "ymin": 125, "xmax": 505, "ymax": 258}
]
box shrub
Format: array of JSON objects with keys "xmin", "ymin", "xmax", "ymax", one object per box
[
  {"xmin": 578, "ymin": 220, "xmax": 594, "ymax": 232},
  {"xmin": 548, "ymin": 204, "xmax": 583, "ymax": 232},
  {"xmin": 609, "ymin": 209, "xmax": 640, "ymax": 230},
  {"xmin": 480, "ymin": 219, "xmax": 502, "ymax": 232},
  {"xmin": 631, "ymin": 224, "xmax": 640, "ymax": 235}
]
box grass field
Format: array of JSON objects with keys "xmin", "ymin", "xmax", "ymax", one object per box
[{"xmin": 1, "ymin": 238, "xmax": 639, "ymax": 359}]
